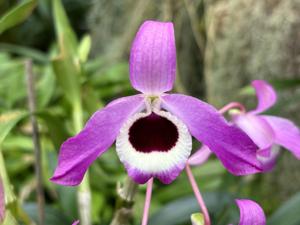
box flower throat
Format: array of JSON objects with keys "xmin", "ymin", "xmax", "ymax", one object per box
[{"xmin": 129, "ymin": 112, "xmax": 179, "ymax": 153}]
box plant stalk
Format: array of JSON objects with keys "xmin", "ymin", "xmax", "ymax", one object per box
[
  {"xmin": 77, "ymin": 174, "xmax": 91, "ymax": 225},
  {"xmin": 109, "ymin": 176, "xmax": 139, "ymax": 225},
  {"xmin": 25, "ymin": 60, "xmax": 45, "ymax": 225},
  {"xmin": 72, "ymin": 99, "xmax": 92, "ymax": 225}
]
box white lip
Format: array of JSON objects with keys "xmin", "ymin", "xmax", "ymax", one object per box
[{"xmin": 116, "ymin": 109, "xmax": 192, "ymax": 174}]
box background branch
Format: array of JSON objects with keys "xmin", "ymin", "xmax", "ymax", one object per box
[{"xmin": 25, "ymin": 59, "xmax": 45, "ymax": 225}]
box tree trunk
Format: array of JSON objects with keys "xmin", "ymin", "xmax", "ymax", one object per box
[
  {"xmin": 87, "ymin": 0, "xmax": 204, "ymax": 96},
  {"xmin": 204, "ymin": 0, "xmax": 300, "ymax": 205}
]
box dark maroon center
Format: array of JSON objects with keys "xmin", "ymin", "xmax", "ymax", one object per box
[{"xmin": 129, "ymin": 113, "xmax": 179, "ymax": 153}]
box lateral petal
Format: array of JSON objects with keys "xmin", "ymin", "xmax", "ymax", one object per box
[
  {"xmin": 250, "ymin": 80, "xmax": 277, "ymax": 114},
  {"xmin": 161, "ymin": 94, "xmax": 262, "ymax": 175},
  {"xmin": 233, "ymin": 114, "xmax": 275, "ymax": 150},
  {"xmin": 51, "ymin": 95, "xmax": 145, "ymax": 186},
  {"xmin": 188, "ymin": 145, "xmax": 212, "ymax": 166},
  {"xmin": 262, "ymin": 116, "xmax": 300, "ymax": 159},
  {"xmin": 235, "ymin": 199, "xmax": 266, "ymax": 225},
  {"xmin": 129, "ymin": 20, "xmax": 176, "ymax": 95},
  {"xmin": 233, "ymin": 114, "xmax": 281, "ymax": 171}
]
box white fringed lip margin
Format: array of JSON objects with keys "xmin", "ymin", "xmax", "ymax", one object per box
[{"xmin": 116, "ymin": 108, "xmax": 192, "ymax": 183}]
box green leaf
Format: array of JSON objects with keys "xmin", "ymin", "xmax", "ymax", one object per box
[
  {"xmin": 191, "ymin": 213, "xmax": 204, "ymax": 225},
  {"xmin": 2, "ymin": 136, "xmax": 33, "ymax": 151},
  {"xmin": 78, "ymin": 35, "xmax": 91, "ymax": 63},
  {"xmin": 0, "ymin": 111, "xmax": 27, "ymax": 207},
  {"xmin": 0, "ymin": 43, "xmax": 48, "ymax": 63},
  {"xmin": 82, "ymin": 85, "xmax": 104, "ymax": 114},
  {"xmin": 56, "ymin": 186, "xmax": 78, "ymax": 220},
  {"xmin": 270, "ymin": 79, "xmax": 300, "ymax": 90},
  {"xmin": 0, "ymin": 0, "xmax": 37, "ymax": 34},
  {"xmin": 51, "ymin": 0, "xmax": 82, "ymax": 111},
  {"xmin": 37, "ymin": 111, "xmax": 68, "ymax": 149},
  {"xmin": 51, "ymin": 56, "xmax": 81, "ymax": 110},
  {"xmin": 0, "ymin": 153, "xmax": 15, "ymax": 206},
  {"xmin": 0, "ymin": 111, "xmax": 27, "ymax": 145},
  {"xmin": 23, "ymin": 203, "xmax": 71, "ymax": 225},
  {"xmin": 149, "ymin": 193, "xmax": 233, "ymax": 225},
  {"xmin": 36, "ymin": 66, "xmax": 55, "ymax": 108},
  {"xmin": 0, "ymin": 112, "xmax": 31, "ymax": 224},
  {"xmin": 2, "ymin": 210, "xmax": 18, "ymax": 225},
  {"xmin": 154, "ymin": 161, "xmax": 224, "ymax": 202},
  {"xmin": 91, "ymin": 192, "xmax": 105, "ymax": 224},
  {"xmin": 0, "ymin": 57, "xmax": 27, "ymax": 109},
  {"xmin": 239, "ymin": 85, "xmax": 255, "ymax": 96},
  {"xmin": 53, "ymin": 0, "xmax": 78, "ymax": 56},
  {"xmin": 268, "ymin": 192, "xmax": 300, "ymax": 225}
]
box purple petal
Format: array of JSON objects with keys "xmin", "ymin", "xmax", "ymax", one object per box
[
  {"xmin": 125, "ymin": 163, "xmax": 152, "ymax": 184},
  {"xmin": 0, "ymin": 176, "xmax": 5, "ymax": 223},
  {"xmin": 233, "ymin": 114, "xmax": 275, "ymax": 150},
  {"xmin": 256, "ymin": 147, "xmax": 279, "ymax": 172},
  {"xmin": 233, "ymin": 114, "xmax": 281, "ymax": 171},
  {"xmin": 235, "ymin": 199, "xmax": 266, "ymax": 225},
  {"xmin": 262, "ymin": 116, "xmax": 300, "ymax": 159},
  {"xmin": 161, "ymin": 94, "xmax": 262, "ymax": 175},
  {"xmin": 250, "ymin": 80, "xmax": 277, "ymax": 114},
  {"xmin": 129, "ymin": 20, "xmax": 176, "ymax": 95},
  {"xmin": 72, "ymin": 220, "xmax": 79, "ymax": 225},
  {"xmin": 124, "ymin": 162, "xmax": 184, "ymax": 184},
  {"xmin": 51, "ymin": 95, "xmax": 145, "ymax": 186},
  {"xmin": 188, "ymin": 145, "xmax": 212, "ymax": 166}
]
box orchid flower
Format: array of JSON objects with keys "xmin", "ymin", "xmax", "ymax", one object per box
[
  {"xmin": 0, "ymin": 175, "xmax": 4, "ymax": 223},
  {"xmin": 232, "ymin": 199, "xmax": 266, "ymax": 225},
  {"xmin": 191, "ymin": 199, "xmax": 266, "ymax": 225},
  {"xmin": 189, "ymin": 80, "xmax": 300, "ymax": 171},
  {"xmin": 50, "ymin": 20, "xmax": 262, "ymax": 186}
]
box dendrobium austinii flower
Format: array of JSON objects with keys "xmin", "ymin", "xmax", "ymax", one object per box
[
  {"xmin": 51, "ymin": 20, "xmax": 262, "ymax": 186},
  {"xmin": 189, "ymin": 80, "xmax": 300, "ymax": 171}
]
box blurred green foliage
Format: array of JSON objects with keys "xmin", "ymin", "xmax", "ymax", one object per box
[
  {"xmin": 190, "ymin": 213, "xmax": 204, "ymax": 225},
  {"xmin": 0, "ymin": 0, "xmax": 36, "ymax": 34},
  {"xmin": 0, "ymin": 0, "xmax": 299, "ymax": 225}
]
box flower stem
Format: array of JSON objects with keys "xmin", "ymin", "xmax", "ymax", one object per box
[
  {"xmin": 25, "ymin": 60, "xmax": 45, "ymax": 225},
  {"xmin": 218, "ymin": 102, "xmax": 246, "ymax": 114},
  {"xmin": 73, "ymin": 96, "xmax": 91, "ymax": 225},
  {"xmin": 78, "ymin": 174, "xmax": 91, "ymax": 225},
  {"xmin": 186, "ymin": 164, "xmax": 211, "ymax": 225},
  {"xmin": 141, "ymin": 178, "xmax": 153, "ymax": 225},
  {"xmin": 110, "ymin": 176, "xmax": 138, "ymax": 225}
]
